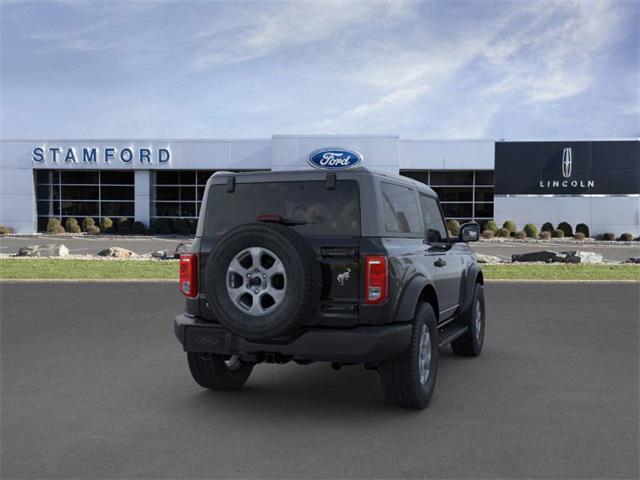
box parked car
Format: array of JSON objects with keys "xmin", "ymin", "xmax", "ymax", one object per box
[{"xmin": 174, "ymin": 167, "xmax": 485, "ymax": 409}]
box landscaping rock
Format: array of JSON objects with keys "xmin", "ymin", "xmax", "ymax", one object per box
[
  {"xmin": 96, "ymin": 247, "xmax": 136, "ymax": 258},
  {"xmin": 151, "ymin": 250, "xmax": 171, "ymax": 260},
  {"xmin": 17, "ymin": 244, "xmax": 69, "ymax": 258},
  {"xmin": 475, "ymin": 253, "xmax": 503, "ymax": 264},
  {"xmin": 561, "ymin": 251, "xmax": 604, "ymax": 264},
  {"xmin": 173, "ymin": 242, "xmax": 192, "ymax": 259},
  {"xmin": 511, "ymin": 250, "xmax": 566, "ymax": 263}
]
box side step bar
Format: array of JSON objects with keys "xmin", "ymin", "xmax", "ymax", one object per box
[{"xmin": 438, "ymin": 326, "xmax": 468, "ymax": 348}]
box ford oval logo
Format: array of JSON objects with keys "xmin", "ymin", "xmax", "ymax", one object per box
[{"xmin": 307, "ymin": 148, "xmax": 363, "ymax": 169}]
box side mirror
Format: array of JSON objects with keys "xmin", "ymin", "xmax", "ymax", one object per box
[{"xmin": 459, "ymin": 222, "xmax": 480, "ymax": 242}]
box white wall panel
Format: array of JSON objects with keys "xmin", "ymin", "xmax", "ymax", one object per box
[
  {"xmin": 495, "ymin": 196, "xmax": 639, "ymax": 235},
  {"xmin": 399, "ymin": 140, "xmax": 494, "ymax": 170}
]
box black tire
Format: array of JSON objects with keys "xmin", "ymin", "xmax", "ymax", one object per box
[
  {"xmin": 451, "ymin": 283, "xmax": 485, "ymax": 357},
  {"xmin": 187, "ymin": 353, "xmax": 253, "ymax": 390},
  {"xmin": 204, "ymin": 222, "xmax": 322, "ymax": 341},
  {"xmin": 378, "ymin": 303, "xmax": 438, "ymax": 409}
]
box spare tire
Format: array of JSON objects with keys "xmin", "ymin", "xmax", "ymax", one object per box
[{"xmin": 204, "ymin": 222, "xmax": 322, "ymax": 341}]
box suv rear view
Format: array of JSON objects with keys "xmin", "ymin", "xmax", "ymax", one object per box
[{"xmin": 175, "ymin": 168, "xmax": 485, "ymax": 408}]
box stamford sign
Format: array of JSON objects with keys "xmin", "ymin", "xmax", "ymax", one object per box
[
  {"xmin": 32, "ymin": 146, "xmax": 171, "ymax": 165},
  {"xmin": 307, "ymin": 147, "xmax": 363, "ymax": 169}
]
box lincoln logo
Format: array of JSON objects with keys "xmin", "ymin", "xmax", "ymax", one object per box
[
  {"xmin": 562, "ymin": 147, "xmax": 572, "ymax": 178},
  {"xmin": 539, "ymin": 147, "xmax": 595, "ymax": 189}
]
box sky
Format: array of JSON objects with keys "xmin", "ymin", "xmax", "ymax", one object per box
[{"xmin": 1, "ymin": 0, "xmax": 638, "ymax": 140}]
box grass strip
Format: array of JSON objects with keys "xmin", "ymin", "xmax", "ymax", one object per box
[
  {"xmin": 482, "ymin": 263, "xmax": 640, "ymax": 281},
  {"xmin": 0, "ymin": 259, "xmax": 638, "ymax": 281},
  {"xmin": 0, "ymin": 259, "xmax": 178, "ymax": 280}
]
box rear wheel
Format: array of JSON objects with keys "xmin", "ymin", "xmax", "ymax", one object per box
[
  {"xmin": 378, "ymin": 303, "xmax": 438, "ymax": 409},
  {"xmin": 187, "ymin": 353, "xmax": 253, "ymax": 390},
  {"xmin": 451, "ymin": 283, "xmax": 485, "ymax": 357}
]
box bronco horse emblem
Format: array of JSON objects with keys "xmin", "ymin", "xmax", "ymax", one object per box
[{"xmin": 337, "ymin": 268, "xmax": 351, "ymax": 286}]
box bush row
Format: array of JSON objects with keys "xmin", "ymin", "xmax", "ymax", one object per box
[
  {"xmin": 480, "ymin": 220, "xmax": 636, "ymax": 241},
  {"xmin": 42, "ymin": 217, "xmax": 194, "ymax": 236}
]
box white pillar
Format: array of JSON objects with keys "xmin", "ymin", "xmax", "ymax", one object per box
[{"xmin": 134, "ymin": 170, "xmax": 151, "ymax": 226}]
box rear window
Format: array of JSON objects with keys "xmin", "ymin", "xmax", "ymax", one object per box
[{"xmin": 204, "ymin": 180, "xmax": 360, "ymax": 236}]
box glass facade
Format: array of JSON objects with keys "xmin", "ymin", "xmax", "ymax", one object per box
[
  {"xmin": 35, "ymin": 170, "xmax": 134, "ymax": 231},
  {"xmin": 32, "ymin": 168, "xmax": 493, "ymax": 233},
  {"xmin": 400, "ymin": 170, "xmax": 494, "ymax": 223},
  {"xmin": 151, "ymin": 170, "xmax": 264, "ymax": 220}
]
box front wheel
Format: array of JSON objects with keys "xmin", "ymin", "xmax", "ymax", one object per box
[
  {"xmin": 378, "ymin": 303, "xmax": 439, "ymax": 409},
  {"xmin": 187, "ymin": 353, "xmax": 253, "ymax": 390}
]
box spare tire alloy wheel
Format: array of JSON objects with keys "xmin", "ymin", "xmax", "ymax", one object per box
[
  {"xmin": 205, "ymin": 223, "xmax": 322, "ymax": 342},
  {"xmin": 226, "ymin": 247, "xmax": 287, "ymax": 316}
]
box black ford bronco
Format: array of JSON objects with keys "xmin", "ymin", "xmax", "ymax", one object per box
[{"xmin": 174, "ymin": 168, "xmax": 485, "ymax": 409}]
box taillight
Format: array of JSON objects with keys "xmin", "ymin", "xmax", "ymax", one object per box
[
  {"xmin": 179, "ymin": 254, "xmax": 197, "ymax": 298},
  {"xmin": 365, "ymin": 256, "xmax": 388, "ymax": 304}
]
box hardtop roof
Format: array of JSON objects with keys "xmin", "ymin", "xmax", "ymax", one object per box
[{"xmin": 209, "ymin": 167, "xmax": 437, "ymax": 196}]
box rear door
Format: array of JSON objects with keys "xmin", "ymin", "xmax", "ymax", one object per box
[
  {"xmin": 201, "ymin": 177, "xmax": 361, "ymax": 324},
  {"xmin": 419, "ymin": 194, "xmax": 462, "ymax": 319}
]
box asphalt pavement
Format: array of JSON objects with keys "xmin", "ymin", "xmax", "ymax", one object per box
[
  {"xmin": 472, "ymin": 240, "xmax": 639, "ymax": 263},
  {"xmin": 1, "ymin": 282, "xmax": 638, "ymax": 479},
  {"xmin": 0, "ymin": 235, "xmax": 189, "ymax": 255}
]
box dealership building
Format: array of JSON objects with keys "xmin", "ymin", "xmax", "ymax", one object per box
[{"xmin": 0, "ymin": 136, "xmax": 638, "ymax": 235}]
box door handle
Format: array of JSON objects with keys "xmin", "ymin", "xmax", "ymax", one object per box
[{"xmin": 434, "ymin": 258, "xmax": 447, "ymax": 267}]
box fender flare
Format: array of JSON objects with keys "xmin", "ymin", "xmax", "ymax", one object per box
[
  {"xmin": 459, "ymin": 264, "xmax": 484, "ymax": 314},
  {"xmin": 394, "ymin": 275, "xmax": 436, "ymax": 323}
]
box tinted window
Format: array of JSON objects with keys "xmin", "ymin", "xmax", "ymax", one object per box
[
  {"xmin": 420, "ymin": 195, "xmax": 448, "ymax": 243},
  {"xmin": 205, "ymin": 180, "xmax": 360, "ymax": 236},
  {"xmin": 380, "ymin": 182, "xmax": 421, "ymax": 234}
]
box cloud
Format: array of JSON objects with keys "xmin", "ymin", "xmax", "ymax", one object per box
[
  {"xmin": 191, "ymin": 1, "xmax": 413, "ymax": 70},
  {"xmin": 1, "ymin": 0, "xmax": 637, "ymax": 139}
]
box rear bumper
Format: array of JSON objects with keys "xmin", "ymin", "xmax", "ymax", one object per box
[{"xmin": 174, "ymin": 314, "xmax": 411, "ymax": 363}]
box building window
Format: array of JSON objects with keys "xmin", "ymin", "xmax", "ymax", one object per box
[
  {"xmin": 400, "ymin": 170, "xmax": 494, "ymax": 223},
  {"xmin": 151, "ymin": 170, "xmax": 263, "ymax": 221},
  {"xmin": 35, "ymin": 170, "xmax": 134, "ymax": 231}
]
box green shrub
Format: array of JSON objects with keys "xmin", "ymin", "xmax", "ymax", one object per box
[
  {"xmin": 116, "ymin": 217, "xmax": 131, "ymax": 234},
  {"xmin": 483, "ymin": 220, "xmax": 497, "ymax": 233},
  {"xmin": 100, "ymin": 217, "xmax": 114, "ymax": 233},
  {"xmin": 446, "ymin": 219, "xmax": 461, "ymax": 236},
  {"xmin": 552, "ymin": 229, "xmax": 565, "ymax": 238},
  {"xmin": 575, "ymin": 223, "xmax": 590, "ymax": 237},
  {"xmin": 81, "ymin": 217, "xmax": 96, "ymax": 231},
  {"xmin": 86, "ymin": 225, "xmax": 100, "ymax": 235},
  {"xmin": 50, "ymin": 225, "xmax": 65, "ymax": 235},
  {"xmin": 502, "ymin": 220, "xmax": 517, "ymax": 234},
  {"xmin": 64, "ymin": 217, "xmax": 78, "ymax": 230},
  {"xmin": 539, "ymin": 231, "xmax": 551, "ymax": 240},
  {"xmin": 68, "ymin": 224, "xmax": 81, "ymax": 234},
  {"xmin": 482, "ymin": 230, "xmax": 495, "ymax": 239},
  {"xmin": 151, "ymin": 218, "xmax": 172, "ymax": 235},
  {"xmin": 598, "ymin": 232, "xmax": 615, "ymax": 241},
  {"xmin": 574, "ymin": 232, "xmax": 586, "ymax": 240},
  {"xmin": 541, "ymin": 222, "xmax": 554, "ymax": 233},
  {"xmin": 131, "ymin": 221, "xmax": 146, "ymax": 234},
  {"xmin": 618, "ymin": 233, "xmax": 633, "ymax": 242},
  {"xmin": 557, "ymin": 221, "xmax": 573, "ymax": 237},
  {"xmin": 46, "ymin": 218, "xmax": 62, "ymax": 233},
  {"xmin": 514, "ymin": 231, "xmax": 527, "ymax": 240},
  {"xmin": 523, "ymin": 223, "xmax": 538, "ymax": 238},
  {"xmin": 0, "ymin": 224, "xmax": 13, "ymax": 234},
  {"xmin": 496, "ymin": 228, "xmax": 510, "ymax": 238}
]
